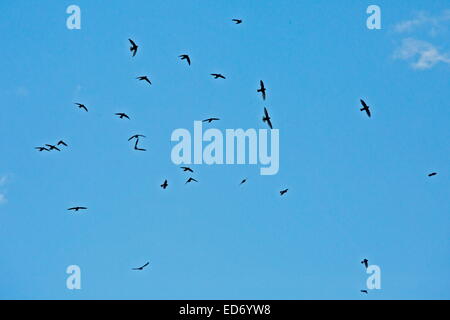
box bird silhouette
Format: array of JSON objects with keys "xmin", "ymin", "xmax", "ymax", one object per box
[
  {"xmin": 361, "ymin": 259, "xmax": 369, "ymax": 269},
  {"xmin": 128, "ymin": 134, "xmax": 146, "ymax": 141},
  {"xmin": 257, "ymin": 80, "xmax": 266, "ymax": 100},
  {"xmin": 360, "ymin": 99, "xmax": 371, "ymax": 118},
  {"xmin": 129, "ymin": 39, "xmax": 138, "ymax": 57},
  {"xmin": 280, "ymin": 189, "xmax": 289, "ymax": 196},
  {"xmin": 181, "ymin": 167, "xmax": 194, "ymax": 173},
  {"xmin": 232, "ymin": 19, "xmax": 243, "ymax": 24},
  {"xmin": 185, "ymin": 177, "xmax": 198, "ymax": 184},
  {"xmin": 35, "ymin": 146, "xmax": 50, "ymax": 152},
  {"xmin": 202, "ymin": 118, "xmax": 220, "ymax": 123},
  {"xmin": 115, "ymin": 113, "xmax": 130, "ymax": 120},
  {"xmin": 211, "ymin": 73, "xmax": 226, "ymax": 79},
  {"xmin": 161, "ymin": 180, "xmax": 168, "ymax": 189},
  {"xmin": 428, "ymin": 172, "xmax": 437, "ymax": 177},
  {"xmin": 57, "ymin": 140, "xmax": 68, "ymax": 147},
  {"xmin": 179, "ymin": 54, "xmax": 191, "ymax": 65},
  {"xmin": 45, "ymin": 144, "xmax": 61, "ymax": 151},
  {"xmin": 132, "ymin": 262, "xmax": 149, "ymax": 271},
  {"xmin": 263, "ymin": 107, "xmax": 273, "ymax": 129},
  {"xmin": 360, "ymin": 290, "xmax": 368, "ymax": 294},
  {"xmin": 240, "ymin": 179, "xmax": 247, "ymax": 185},
  {"xmin": 137, "ymin": 76, "xmax": 152, "ymax": 85},
  {"xmin": 75, "ymin": 103, "xmax": 88, "ymax": 112},
  {"xmin": 68, "ymin": 207, "xmax": 88, "ymax": 212}
]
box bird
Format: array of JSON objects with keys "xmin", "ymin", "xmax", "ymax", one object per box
[
  {"xmin": 361, "ymin": 259, "xmax": 369, "ymax": 269},
  {"xmin": 137, "ymin": 76, "xmax": 152, "ymax": 85},
  {"xmin": 74, "ymin": 103, "xmax": 88, "ymax": 112},
  {"xmin": 185, "ymin": 177, "xmax": 198, "ymax": 184},
  {"xmin": 181, "ymin": 167, "xmax": 194, "ymax": 173},
  {"xmin": 160, "ymin": 180, "xmax": 168, "ymax": 189},
  {"xmin": 240, "ymin": 179, "xmax": 247, "ymax": 185},
  {"xmin": 68, "ymin": 207, "xmax": 88, "ymax": 212},
  {"xmin": 280, "ymin": 189, "xmax": 289, "ymax": 196},
  {"xmin": 257, "ymin": 80, "xmax": 266, "ymax": 100},
  {"xmin": 134, "ymin": 139, "xmax": 146, "ymax": 151},
  {"xmin": 57, "ymin": 140, "xmax": 68, "ymax": 147},
  {"xmin": 35, "ymin": 146, "xmax": 50, "ymax": 152},
  {"xmin": 360, "ymin": 290, "xmax": 368, "ymax": 294},
  {"xmin": 128, "ymin": 39, "xmax": 138, "ymax": 57},
  {"xmin": 132, "ymin": 262, "xmax": 149, "ymax": 271},
  {"xmin": 360, "ymin": 99, "xmax": 371, "ymax": 118},
  {"xmin": 211, "ymin": 73, "xmax": 226, "ymax": 79},
  {"xmin": 262, "ymin": 107, "xmax": 273, "ymax": 129},
  {"xmin": 232, "ymin": 19, "xmax": 243, "ymax": 24},
  {"xmin": 45, "ymin": 144, "xmax": 61, "ymax": 151},
  {"xmin": 115, "ymin": 113, "xmax": 130, "ymax": 120},
  {"xmin": 179, "ymin": 54, "xmax": 191, "ymax": 65},
  {"xmin": 202, "ymin": 118, "xmax": 220, "ymax": 123},
  {"xmin": 428, "ymin": 172, "xmax": 438, "ymax": 177},
  {"xmin": 128, "ymin": 134, "xmax": 146, "ymax": 141}
]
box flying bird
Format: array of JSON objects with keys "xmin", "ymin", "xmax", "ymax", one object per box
[
  {"xmin": 202, "ymin": 118, "xmax": 220, "ymax": 123},
  {"xmin": 128, "ymin": 39, "xmax": 138, "ymax": 57},
  {"xmin": 57, "ymin": 140, "xmax": 68, "ymax": 147},
  {"xmin": 257, "ymin": 80, "xmax": 266, "ymax": 100},
  {"xmin": 185, "ymin": 177, "xmax": 198, "ymax": 184},
  {"xmin": 181, "ymin": 167, "xmax": 194, "ymax": 173},
  {"xmin": 179, "ymin": 54, "xmax": 191, "ymax": 65},
  {"xmin": 360, "ymin": 290, "xmax": 368, "ymax": 294},
  {"xmin": 137, "ymin": 76, "xmax": 152, "ymax": 85},
  {"xmin": 211, "ymin": 73, "xmax": 226, "ymax": 79},
  {"xmin": 35, "ymin": 146, "xmax": 50, "ymax": 152},
  {"xmin": 428, "ymin": 172, "xmax": 438, "ymax": 177},
  {"xmin": 115, "ymin": 113, "xmax": 130, "ymax": 120},
  {"xmin": 128, "ymin": 134, "xmax": 146, "ymax": 141},
  {"xmin": 262, "ymin": 107, "xmax": 273, "ymax": 129},
  {"xmin": 280, "ymin": 189, "xmax": 289, "ymax": 196},
  {"xmin": 75, "ymin": 103, "xmax": 88, "ymax": 112},
  {"xmin": 361, "ymin": 259, "xmax": 369, "ymax": 269},
  {"xmin": 45, "ymin": 144, "xmax": 61, "ymax": 151},
  {"xmin": 132, "ymin": 262, "xmax": 149, "ymax": 271},
  {"xmin": 240, "ymin": 179, "xmax": 247, "ymax": 185},
  {"xmin": 68, "ymin": 207, "xmax": 88, "ymax": 212},
  {"xmin": 160, "ymin": 180, "xmax": 168, "ymax": 189},
  {"xmin": 232, "ymin": 19, "xmax": 243, "ymax": 24},
  {"xmin": 360, "ymin": 99, "xmax": 371, "ymax": 118}
]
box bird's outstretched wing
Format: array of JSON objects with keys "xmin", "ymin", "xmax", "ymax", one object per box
[
  {"xmin": 360, "ymin": 99, "xmax": 368, "ymax": 108},
  {"xmin": 129, "ymin": 39, "xmax": 137, "ymax": 47}
]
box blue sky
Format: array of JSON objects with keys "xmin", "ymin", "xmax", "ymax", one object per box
[{"xmin": 0, "ymin": 0, "xmax": 449, "ymax": 299}]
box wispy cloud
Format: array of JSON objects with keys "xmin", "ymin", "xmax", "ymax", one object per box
[
  {"xmin": 394, "ymin": 38, "xmax": 450, "ymax": 70},
  {"xmin": 0, "ymin": 175, "xmax": 8, "ymax": 205},
  {"xmin": 0, "ymin": 193, "xmax": 6, "ymax": 205},
  {"xmin": 394, "ymin": 10, "xmax": 450, "ymax": 36}
]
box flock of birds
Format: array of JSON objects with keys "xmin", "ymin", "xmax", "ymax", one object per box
[{"xmin": 35, "ymin": 18, "xmax": 440, "ymax": 284}]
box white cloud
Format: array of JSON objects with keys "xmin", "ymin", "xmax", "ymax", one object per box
[
  {"xmin": 0, "ymin": 175, "xmax": 8, "ymax": 205},
  {"xmin": 394, "ymin": 10, "xmax": 450, "ymax": 35},
  {"xmin": 394, "ymin": 38, "xmax": 450, "ymax": 70},
  {"xmin": 0, "ymin": 193, "xmax": 6, "ymax": 205}
]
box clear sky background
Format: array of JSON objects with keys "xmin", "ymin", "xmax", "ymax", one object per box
[{"xmin": 0, "ymin": 0, "xmax": 449, "ymax": 300}]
